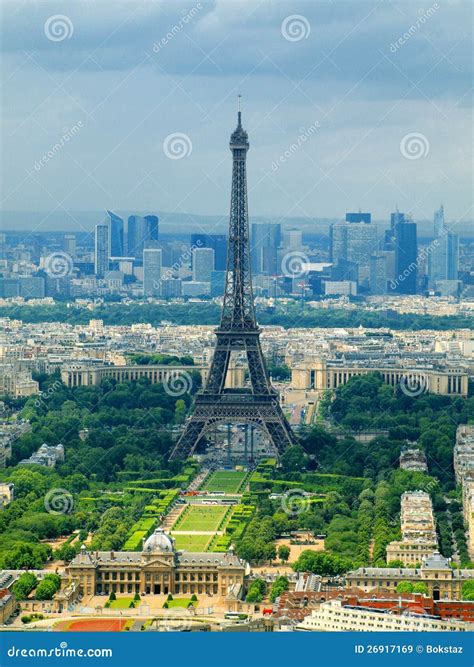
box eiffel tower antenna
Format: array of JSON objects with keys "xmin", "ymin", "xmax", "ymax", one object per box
[{"xmin": 169, "ymin": 106, "xmax": 296, "ymax": 461}]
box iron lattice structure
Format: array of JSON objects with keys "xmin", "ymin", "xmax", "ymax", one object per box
[{"xmin": 169, "ymin": 109, "xmax": 296, "ymax": 460}]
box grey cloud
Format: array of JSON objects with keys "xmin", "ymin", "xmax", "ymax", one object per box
[{"xmin": 0, "ymin": 0, "xmax": 471, "ymax": 220}]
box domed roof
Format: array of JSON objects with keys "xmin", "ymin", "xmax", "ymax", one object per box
[{"xmin": 143, "ymin": 527, "xmax": 174, "ymax": 553}]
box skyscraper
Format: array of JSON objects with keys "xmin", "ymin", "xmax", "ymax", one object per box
[
  {"xmin": 190, "ymin": 234, "xmax": 227, "ymax": 271},
  {"xmin": 429, "ymin": 206, "xmax": 459, "ymax": 284},
  {"xmin": 144, "ymin": 215, "xmax": 159, "ymax": 241},
  {"xmin": 192, "ymin": 247, "xmax": 214, "ymax": 282},
  {"xmin": 127, "ymin": 215, "xmax": 159, "ymax": 259},
  {"xmin": 394, "ymin": 217, "xmax": 418, "ymax": 294},
  {"xmin": 107, "ymin": 210, "xmax": 125, "ymax": 257},
  {"xmin": 63, "ymin": 233, "xmax": 76, "ymax": 258},
  {"xmin": 434, "ymin": 205, "xmax": 445, "ymax": 238},
  {"xmin": 282, "ymin": 229, "xmax": 303, "ymax": 250},
  {"xmin": 370, "ymin": 253, "xmax": 387, "ymax": 294},
  {"xmin": 345, "ymin": 211, "xmax": 371, "ymax": 224},
  {"xmin": 210, "ymin": 270, "xmax": 226, "ymax": 297},
  {"xmin": 330, "ymin": 220, "xmax": 378, "ymax": 286},
  {"xmin": 143, "ymin": 247, "xmax": 162, "ymax": 297},
  {"xmin": 94, "ymin": 224, "xmax": 109, "ymax": 277},
  {"xmin": 384, "ymin": 209, "xmax": 406, "ymax": 250},
  {"xmin": 251, "ymin": 222, "xmax": 281, "ymax": 275}
]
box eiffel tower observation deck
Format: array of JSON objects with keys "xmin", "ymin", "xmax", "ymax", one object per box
[{"xmin": 169, "ymin": 102, "xmax": 296, "ymax": 460}]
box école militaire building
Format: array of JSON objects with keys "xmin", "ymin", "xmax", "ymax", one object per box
[{"xmin": 66, "ymin": 528, "xmax": 247, "ymax": 598}]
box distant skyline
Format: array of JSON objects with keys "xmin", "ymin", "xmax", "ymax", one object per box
[
  {"xmin": 3, "ymin": 209, "xmax": 474, "ymax": 239},
  {"xmin": 1, "ymin": 0, "xmax": 472, "ymax": 235}
]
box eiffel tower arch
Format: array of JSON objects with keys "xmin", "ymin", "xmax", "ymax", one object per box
[{"xmin": 169, "ymin": 103, "xmax": 297, "ymax": 461}]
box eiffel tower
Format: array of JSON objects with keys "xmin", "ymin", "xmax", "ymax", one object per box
[{"xmin": 169, "ymin": 102, "xmax": 296, "ymax": 460}]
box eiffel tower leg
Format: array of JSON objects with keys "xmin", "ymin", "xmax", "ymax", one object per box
[
  {"xmin": 265, "ymin": 420, "xmax": 295, "ymax": 454},
  {"xmin": 169, "ymin": 417, "xmax": 207, "ymax": 460},
  {"xmin": 246, "ymin": 347, "xmax": 271, "ymax": 394},
  {"xmin": 205, "ymin": 349, "xmax": 231, "ymax": 393}
]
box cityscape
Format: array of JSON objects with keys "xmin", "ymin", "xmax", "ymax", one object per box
[{"xmin": 0, "ymin": 1, "xmax": 473, "ymax": 665}]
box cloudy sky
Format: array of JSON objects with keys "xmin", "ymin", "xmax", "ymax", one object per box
[{"xmin": 1, "ymin": 0, "xmax": 472, "ymax": 227}]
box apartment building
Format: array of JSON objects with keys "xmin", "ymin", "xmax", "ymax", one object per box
[
  {"xmin": 295, "ymin": 599, "xmax": 472, "ymax": 632},
  {"xmin": 454, "ymin": 425, "xmax": 474, "ymax": 559},
  {"xmin": 346, "ymin": 553, "xmax": 473, "ymax": 601},
  {"xmin": 386, "ymin": 491, "xmax": 438, "ymax": 565}
]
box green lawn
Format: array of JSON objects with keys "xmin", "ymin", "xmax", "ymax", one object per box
[
  {"xmin": 164, "ymin": 598, "xmax": 198, "ymax": 608},
  {"xmin": 171, "ymin": 533, "xmax": 212, "ymax": 551},
  {"xmin": 107, "ymin": 597, "xmax": 134, "ymax": 609},
  {"xmin": 175, "ymin": 505, "xmax": 228, "ymax": 532},
  {"xmin": 202, "ymin": 471, "xmax": 247, "ymax": 494}
]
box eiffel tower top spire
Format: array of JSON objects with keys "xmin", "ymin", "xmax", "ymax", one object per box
[
  {"xmin": 230, "ymin": 96, "xmax": 249, "ymax": 151},
  {"xmin": 221, "ymin": 101, "xmax": 256, "ymax": 332}
]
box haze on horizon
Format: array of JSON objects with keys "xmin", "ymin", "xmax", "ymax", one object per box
[{"xmin": 1, "ymin": 0, "xmax": 472, "ymax": 235}]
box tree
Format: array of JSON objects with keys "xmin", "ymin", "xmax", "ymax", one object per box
[
  {"xmin": 3, "ymin": 543, "xmax": 49, "ymax": 570},
  {"xmin": 280, "ymin": 445, "xmax": 309, "ymax": 474},
  {"xmin": 53, "ymin": 543, "xmax": 77, "ymax": 563},
  {"xmin": 12, "ymin": 573, "xmax": 38, "ymax": 600},
  {"xmin": 245, "ymin": 579, "xmax": 266, "ymax": 603},
  {"xmin": 35, "ymin": 574, "xmax": 61, "ymax": 600},
  {"xmin": 265, "ymin": 542, "xmax": 277, "ymax": 563},
  {"xmin": 412, "ymin": 582, "xmax": 428, "ymax": 595},
  {"xmin": 292, "ymin": 550, "xmax": 352, "ymax": 576},
  {"xmin": 270, "ymin": 576, "xmax": 289, "ymax": 602},
  {"xmin": 278, "ymin": 544, "xmax": 290, "ymax": 564},
  {"xmin": 174, "ymin": 399, "xmax": 187, "ymax": 424},
  {"xmin": 396, "ymin": 581, "xmax": 414, "ymax": 593},
  {"xmin": 63, "ymin": 473, "xmax": 89, "ymax": 493},
  {"xmin": 134, "ymin": 592, "xmax": 141, "ymax": 601},
  {"xmin": 461, "ymin": 581, "xmax": 474, "ymax": 601},
  {"xmin": 109, "ymin": 591, "xmax": 116, "ymax": 601}
]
